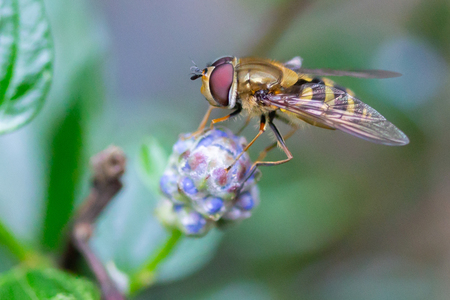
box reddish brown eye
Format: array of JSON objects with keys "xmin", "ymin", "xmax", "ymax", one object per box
[
  {"xmin": 209, "ymin": 64, "xmax": 233, "ymax": 107},
  {"xmin": 211, "ymin": 56, "xmax": 233, "ymax": 67}
]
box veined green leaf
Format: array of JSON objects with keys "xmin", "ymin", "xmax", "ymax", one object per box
[
  {"xmin": 0, "ymin": 0, "xmax": 53, "ymax": 134},
  {"xmin": 0, "ymin": 267, "xmax": 100, "ymax": 300}
]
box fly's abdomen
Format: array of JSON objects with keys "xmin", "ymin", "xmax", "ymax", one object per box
[
  {"xmin": 297, "ymin": 76, "xmax": 356, "ymax": 96},
  {"xmin": 291, "ymin": 75, "xmax": 360, "ymax": 115}
]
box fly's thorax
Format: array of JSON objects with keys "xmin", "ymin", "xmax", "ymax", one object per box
[
  {"xmin": 236, "ymin": 58, "xmax": 298, "ymax": 94},
  {"xmin": 236, "ymin": 66, "xmax": 282, "ymax": 94}
]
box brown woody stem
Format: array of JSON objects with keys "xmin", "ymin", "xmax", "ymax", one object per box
[{"xmin": 61, "ymin": 146, "xmax": 127, "ymax": 300}]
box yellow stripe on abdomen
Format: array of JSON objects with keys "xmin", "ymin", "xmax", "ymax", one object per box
[
  {"xmin": 301, "ymin": 86, "xmax": 313, "ymax": 100},
  {"xmin": 324, "ymin": 85, "xmax": 335, "ymax": 103},
  {"xmin": 346, "ymin": 88, "xmax": 356, "ymax": 97},
  {"xmin": 322, "ymin": 77, "xmax": 336, "ymax": 87},
  {"xmin": 347, "ymin": 96, "xmax": 355, "ymax": 114}
]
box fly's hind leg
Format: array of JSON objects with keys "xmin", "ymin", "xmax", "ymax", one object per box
[
  {"xmin": 255, "ymin": 126, "xmax": 298, "ymax": 161},
  {"xmin": 253, "ymin": 121, "xmax": 293, "ymax": 167},
  {"xmin": 244, "ymin": 119, "xmax": 294, "ymax": 181},
  {"xmin": 226, "ymin": 114, "xmax": 267, "ymax": 171}
]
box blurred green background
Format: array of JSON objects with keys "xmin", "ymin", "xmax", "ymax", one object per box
[{"xmin": 1, "ymin": 0, "xmax": 450, "ymax": 299}]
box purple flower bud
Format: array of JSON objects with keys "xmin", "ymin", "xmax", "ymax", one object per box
[
  {"xmin": 181, "ymin": 177, "xmax": 197, "ymax": 195},
  {"xmin": 197, "ymin": 135, "xmax": 215, "ymax": 148},
  {"xmin": 212, "ymin": 129, "xmax": 228, "ymax": 138},
  {"xmin": 173, "ymin": 204, "xmax": 184, "ymax": 212},
  {"xmin": 236, "ymin": 192, "xmax": 254, "ymax": 211},
  {"xmin": 156, "ymin": 128, "xmax": 260, "ymax": 237},
  {"xmin": 173, "ymin": 137, "xmax": 193, "ymax": 154},
  {"xmin": 181, "ymin": 161, "xmax": 191, "ymax": 172},
  {"xmin": 204, "ymin": 197, "xmax": 224, "ymax": 214},
  {"xmin": 160, "ymin": 172, "xmax": 178, "ymax": 198},
  {"xmin": 182, "ymin": 211, "xmax": 207, "ymax": 235}
]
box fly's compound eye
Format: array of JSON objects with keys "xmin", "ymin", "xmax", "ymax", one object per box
[
  {"xmin": 209, "ymin": 63, "xmax": 233, "ymax": 107},
  {"xmin": 211, "ymin": 56, "xmax": 234, "ymax": 67}
]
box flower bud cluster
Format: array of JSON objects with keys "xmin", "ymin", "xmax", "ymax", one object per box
[{"xmin": 156, "ymin": 128, "xmax": 260, "ymax": 236}]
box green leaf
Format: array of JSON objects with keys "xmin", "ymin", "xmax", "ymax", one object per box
[
  {"xmin": 40, "ymin": 1, "xmax": 109, "ymax": 250},
  {"xmin": 0, "ymin": 0, "xmax": 53, "ymax": 134},
  {"xmin": 42, "ymin": 100, "xmax": 83, "ymax": 250},
  {"xmin": 0, "ymin": 267, "xmax": 100, "ymax": 300},
  {"xmin": 0, "ymin": 218, "xmax": 28, "ymax": 262},
  {"xmin": 138, "ymin": 137, "xmax": 169, "ymax": 194}
]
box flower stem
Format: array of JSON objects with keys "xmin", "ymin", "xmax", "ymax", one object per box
[
  {"xmin": 129, "ymin": 229, "xmax": 183, "ymax": 294},
  {"xmin": 0, "ymin": 219, "xmax": 28, "ymax": 262}
]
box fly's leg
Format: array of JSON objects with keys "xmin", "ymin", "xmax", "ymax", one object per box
[
  {"xmin": 255, "ymin": 126, "xmax": 297, "ymax": 161},
  {"xmin": 189, "ymin": 103, "xmax": 241, "ymax": 139},
  {"xmin": 197, "ymin": 106, "xmax": 215, "ymax": 132},
  {"xmin": 244, "ymin": 116, "xmax": 294, "ymax": 181},
  {"xmin": 186, "ymin": 106, "xmax": 215, "ymax": 139},
  {"xmin": 210, "ymin": 103, "xmax": 242, "ymax": 129},
  {"xmin": 226, "ymin": 114, "xmax": 266, "ymax": 171},
  {"xmin": 252, "ymin": 121, "xmax": 293, "ymax": 168},
  {"xmin": 233, "ymin": 89, "xmax": 268, "ymax": 135}
]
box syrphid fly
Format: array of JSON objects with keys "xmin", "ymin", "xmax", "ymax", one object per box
[{"xmin": 190, "ymin": 56, "xmax": 409, "ymax": 174}]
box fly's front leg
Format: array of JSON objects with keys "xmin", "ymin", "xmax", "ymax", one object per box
[
  {"xmin": 197, "ymin": 106, "xmax": 215, "ymax": 132},
  {"xmin": 226, "ymin": 114, "xmax": 267, "ymax": 172},
  {"xmin": 186, "ymin": 106, "xmax": 215, "ymax": 139},
  {"xmin": 210, "ymin": 103, "xmax": 242, "ymax": 129},
  {"xmin": 189, "ymin": 103, "xmax": 241, "ymax": 138}
]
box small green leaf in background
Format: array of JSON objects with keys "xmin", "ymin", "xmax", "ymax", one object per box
[
  {"xmin": 0, "ymin": 267, "xmax": 100, "ymax": 300},
  {"xmin": 138, "ymin": 137, "xmax": 168, "ymax": 194},
  {"xmin": 42, "ymin": 101, "xmax": 83, "ymax": 250},
  {"xmin": 0, "ymin": 218, "xmax": 28, "ymax": 262},
  {"xmin": 0, "ymin": 0, "xmax": 53, "ymax": 134}
]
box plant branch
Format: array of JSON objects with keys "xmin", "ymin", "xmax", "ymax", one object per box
[
  {"xmin": 248, "ymin": 0, "xmax": 313, "ymax": 57},
  {"xmin": 61, "ymin": 146, "xmax": 127, "ymax": 300}
]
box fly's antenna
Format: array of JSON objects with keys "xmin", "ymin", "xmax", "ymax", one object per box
[{"xmin": 190, "ymin": 58, "xmax": 203, "ymax": 80}]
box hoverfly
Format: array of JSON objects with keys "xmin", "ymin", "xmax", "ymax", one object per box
[{"xmin": 190, "ymin": 56, "xmax": 409, "ymax": 174}]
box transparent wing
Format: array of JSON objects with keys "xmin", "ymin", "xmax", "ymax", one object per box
[
  {"xmin": 265, "ymin": 83, "xmax": 409, "ymax": 145},
  {"xmin": 298, "ymin": 68, "xmax": 402, "ymax": 79},
  {"xmin": 283, "ymin": 56, "xmax": 303, "ymax": 71}
]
